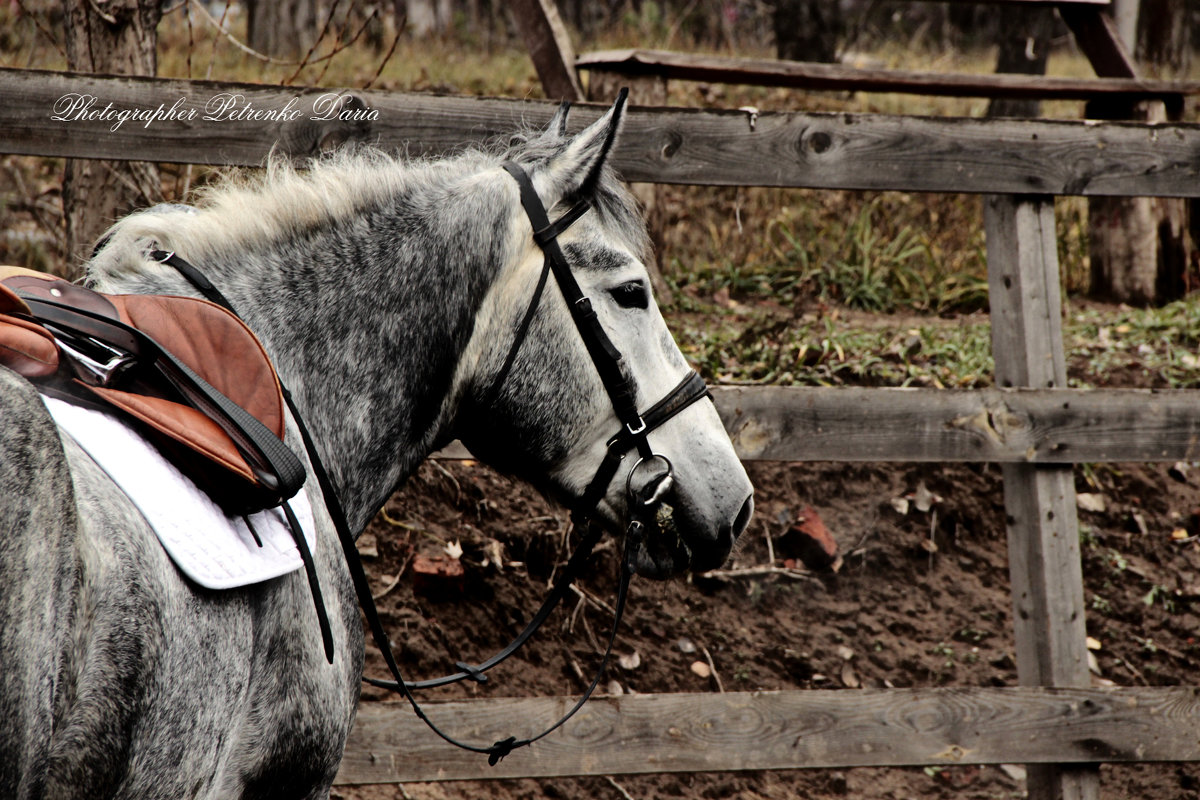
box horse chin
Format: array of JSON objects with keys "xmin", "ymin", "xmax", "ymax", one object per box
[
  {"xmin": 631, "ymin": 537, "xmax": 691, "ymax": 580},
  {"xmin": 629, "ymin": 503, "xmax": 732, "ymax": 580}
]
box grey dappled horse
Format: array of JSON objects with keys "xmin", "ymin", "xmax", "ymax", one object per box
[{"xmin": 0, "ymin": 97, "xmax": 753, "ymax": 799}]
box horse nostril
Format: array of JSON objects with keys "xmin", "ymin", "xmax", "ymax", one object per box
[{"xmin": 731, "ymin": 494, "xmax": 753, "ymax": 540}]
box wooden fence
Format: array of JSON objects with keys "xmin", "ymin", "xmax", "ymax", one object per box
[{"xmin": 4, "ymin": 66, "xmax": 1200, "ymax": 792}]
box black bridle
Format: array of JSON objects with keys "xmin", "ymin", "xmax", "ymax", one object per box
[{"xmin": 159, "ymin": 159, "xmax": 712, "ymax": 764}]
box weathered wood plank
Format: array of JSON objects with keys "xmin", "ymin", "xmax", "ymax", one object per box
[
  {"xmin": 575, "ymin": 48, "xmax": 1196, "ymax": 102},
  {"xmin": 984, "ymin": 195, "xmax": 1097, "ymax": 800},
  {"xmin": 710, "ymin": 386, "xmax": 1200, "ymax": 464},
  {"xmin": 1059, "ymin": 5, "xmax": 1138, "ymax": 80},
  {"xmin": 335, "ymin": 687, "xmax": 1200, "ymax": 784},
  {"xmin": 930, "ymin": 0, "xmax": 1110, "ymax": 4},
  {"xmin": 6, "ymin": 67, "xmax": 1200, "ymax": 197}
]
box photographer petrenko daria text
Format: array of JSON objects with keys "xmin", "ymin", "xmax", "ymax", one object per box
[{"xmin": 52, "ymin": 91, "xmax": 378, "ymax": 133}]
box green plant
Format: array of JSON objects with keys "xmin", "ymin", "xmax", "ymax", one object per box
[{"xmin": 1143, "ymin": 584, "xmax": 1178, "ymax": 614}]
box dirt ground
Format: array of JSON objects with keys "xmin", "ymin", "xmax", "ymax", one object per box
[{"xmin": 332, "ymin": 367, "xmax": 1200, "ymax": 800}]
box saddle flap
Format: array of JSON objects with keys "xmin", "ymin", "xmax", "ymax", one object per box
[
  {"xmin": 109, "ymin": 294, "xmax": 286, "ymax": 440},
  {"xmin": 84, "ymin": 385, "xmax": 260, "ymax": 484},
  {"xmin": 1, "ymin": 268, "xmax": 295, "ymax": 514}
]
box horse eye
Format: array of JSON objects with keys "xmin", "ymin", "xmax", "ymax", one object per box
[{"xmin": 609, "ymin": 281, "xmax": 649, "ymax": 310}]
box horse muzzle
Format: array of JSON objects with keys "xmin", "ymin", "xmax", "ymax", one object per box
[{"xmin": 629, "ymin": 490, "xmax": 754, "ymax": 580}]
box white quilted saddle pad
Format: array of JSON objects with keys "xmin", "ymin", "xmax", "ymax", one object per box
[{"xmin": 43, "ymin": 395, "xmax": 316, "ymax": 590}]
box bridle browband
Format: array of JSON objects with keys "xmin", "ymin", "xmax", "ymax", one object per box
[{"xmin": 157, "ymin": 159, "xmax": 713, "ymax": 764}]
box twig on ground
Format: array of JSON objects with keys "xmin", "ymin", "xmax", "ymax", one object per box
[
  {"xmin": 565, "ymin": 594, "xmax": 585, "ymax": 635},
  {"xmin": 701, "ymin": 645, "xmax": 725, "ymax": 693},
  {"xmin": 605, "ymin": 776, "xmax": 637, "ymax": 800},
  {"xmin": 371, "ymin": 549, "xmax": 414, "ymax": 600},
  {"xmin": 566, "ymin": 653, "xmax": 586, "ymax": 686},
  {"xmin": 378, "ymin": 509, "xmax": 420, "ymax": 530},
  {"xmin": 371, "ymin": 532, "xmax": 415, "ymax": 600},
  {"xmin": 699, "ymin": 565, "xmax": 823, "ymax": 586},
  {"xmin": 570, "ymin": 584, "xmax": 616, "ymax": 617},
  {"xmin": 578, "ymin": 606, "xmax": 603, "ymax": 655},
  {"xmin": 429, "ymin": 459, "xmax": 462, "ymax": 503}
]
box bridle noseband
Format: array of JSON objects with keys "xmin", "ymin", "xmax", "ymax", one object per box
[{"xmin": 162, "ymin": 160, "xmax": 713, "ymax": 765}]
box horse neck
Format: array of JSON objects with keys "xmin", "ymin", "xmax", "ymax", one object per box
[{"xmin": 179, "ymin": 182, "xmax": 509, "ymax": 532}]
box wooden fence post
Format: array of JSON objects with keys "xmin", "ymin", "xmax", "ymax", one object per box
[
  {"xmin": 507, "ymin": 0, "xmax": 583, "ymax": 101},
  {"xmin": 984, "ymin": 195, "xmax": 1099, "ymax": 800}
]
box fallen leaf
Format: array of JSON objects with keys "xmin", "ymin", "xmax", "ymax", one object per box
[
  {"xmin": 1087, "ymin": 651, "xmax": 1101, "ymax": 675},
  {"xmin": 836, "ymin": 645, "xmax": 855, "ymax": 661},
  {"xmin": 890, "ymin": 497, "xmax": 910, "ymax": 515},
  {"xmin": 605, "ymin": 680, "xmax": 624, "ymax": 696},
  {"xmin": 910, "ymin": 482, "xmax": 941, "ymax": 512},
  {"xmin": 356, "ymin": 532, "xmax": 378, "ymax": 558},
  {"xmin": 1076, "ymin": 493, "xmax": 1107, "ymax": 513},
  {"xmin": 999, "ymin": 764, "xmax": 1027, "ymax": 783},
  {"xmin": 481, "ymin": 538, "xmax": 505, "ymax": 569},
  {"xmin": 690, "ymin": 661, "xmax": 711, "ymax": 678},
  {"xmin": 777, "ymin": 506, "xmax": 838, "ymax": 571},
  {"xmin": 676, "ymin": 637, "xmax": 697, "ymax": 655},
  {"xmin": 444, "ymin": 540, "xmax": 463, "ymax": 560},
  {"xmin": 840, "ymin": 661, "xmax": 859, "ymax": 688},
  {"xmin": 618, "ymin": 651, "xmax": 641, "ymax": 670},
  {"xmin": 1086, "ymin": 636, "xmax": 1102, "ymax": 651},
  {"xmin": 1171, "ymin": 529, "xmax": 1191, "ymax": 541}
]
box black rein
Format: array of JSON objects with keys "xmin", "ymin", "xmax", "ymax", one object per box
[{"xmin": 153, "ymin": 159, "xmax": 712, "ymax": 765}]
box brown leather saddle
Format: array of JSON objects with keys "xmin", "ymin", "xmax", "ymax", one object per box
[{"xmin": 0, "ymin": 266, "xmax": 304, "ymax": 515}]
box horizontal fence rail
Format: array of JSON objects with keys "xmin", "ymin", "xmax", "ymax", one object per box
[
  {"xmin": 577, "ymin": 48, "xmax": 1200, "ymax": 102},
  {"xmin": 336, "ymin": 687, "xmax": 1200, "ymax": 784},
  {"xmin": 5, "ymin": 67, "xmax": 1200, "ymax": 197},
  {"xmin": 711, "ymin": 386, "xmax": 1200, "ymax": 463}
]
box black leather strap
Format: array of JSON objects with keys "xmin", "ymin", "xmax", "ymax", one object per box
[
  {"xmin": 365, "ymin": 521, "xmax": 605, "ymax": 691},
  {"xmin": 21, "ymin": 294, "xmax": 332, "ymax": 661},
  {"xmin": 22, "ymin": 296, "xmax": 306, "ymax": 503},
  {"xmin": 156, "ymin": 152, "xmax": 714, "ymax": 764},
  {"xmin": 159, "ymin": 250, "xmax": 607, "ymax": 764},
  {"xmin": 501, "ymin": 162, "xmax": 650, "ymax": 457}
]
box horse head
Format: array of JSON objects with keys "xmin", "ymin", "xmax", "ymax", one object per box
[{"xmin": 457, "ymin": 95, "xmax": 754, "ymax": 578}]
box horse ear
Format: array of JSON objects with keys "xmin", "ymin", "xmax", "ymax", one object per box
[
  {"xmin": 547, "ymin": 100, "xmax": 571, "ymax": 139},
  {"xmin": 536, "ymin": 88, "xmax": 628, "ymax": 204}
]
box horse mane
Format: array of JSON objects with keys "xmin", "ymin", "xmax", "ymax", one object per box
[{"xmin": 85, "ymin": 131, "xmax": 651, "ymax": 289}]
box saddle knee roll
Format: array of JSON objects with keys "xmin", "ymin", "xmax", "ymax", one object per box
[{"xmin": 0, "ymin": 311, "xmax": 59, "ymax": 378}]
